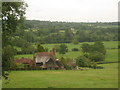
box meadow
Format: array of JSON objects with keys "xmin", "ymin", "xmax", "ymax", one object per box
[{"xmin": 2, "ymin": 63, "xmax": 118, "ymax": 88}]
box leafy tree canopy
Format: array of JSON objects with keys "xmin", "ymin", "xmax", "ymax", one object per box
[
  {"xmin": 59, "ymin": 44, "xmax": 68, "ymax": 54},
  {"xmin": 2, "ymin": 1, "xmax": 27, "ymax": 78}
]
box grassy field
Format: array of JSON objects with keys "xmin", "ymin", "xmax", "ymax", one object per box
[
  {"xmin": 15, "ymin": 41, "xmax": 118, "ymax": 62},
  {"xmin": 2, "ymin": 63, "xmax": 118, "ymax": 88},
  {"xmin": 105, "ymin": 49, "xmax": 118, "ymax": 62},
  {"xmin": 42, "ymin": 41, "xmax": 118, "ymax": 51}
]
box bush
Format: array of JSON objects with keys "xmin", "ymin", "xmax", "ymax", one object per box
[
  {"xmin": 91, "ymin": 41, "xmax": 106, "ymax": 55},
  {"xmin": 72, "ymin": 39, "xmax": 79, "ymax": 44},
  {"xmin": 54, "ymin": 45, "xmax": 60, "ymax": 52},
  {"xmin": 81, "ymin": 43, "xmax": 91, "ymax": 53},
  {"xmin": 118, "ymin": 45, "xmax": 120, "ymax": 49},
  {"xmin": 76, "ymin": 56, "xmax": 91, "ymax": 67},
  {"xmin": 21, "ymin": 45, "xmax": 36, "ymax": 54},
  {"xmin": 72, "ymin": 48, "xmax": 79, "ymax": 51},
  {"xmin": 44, "ymin": 48, "xmax": 48, "ymax": 52},
  {"xmin": 83, "ymin": 53, "xmax": 89, "ymax": 58},
  {"xmin": 89, "ymin": 62, "xmax": 97, "ymax": 69},
  {"xmin": 59, "ymin": 57, "xmax": 73, "ymax": 70},
  {"xmin": 89, "ymin": 51, "xmax": 105, "ymax": 62},
  {"xmin": 59, "ymin": 44, "xmax": 68, "ymax": 54},
  {"xmin": 37, "ymin": 44, "xmax": 45, "ymax": 52}
]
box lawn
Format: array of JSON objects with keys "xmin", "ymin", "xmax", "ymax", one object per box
[{"xmin": 2, "ymin": 63, "xmax": 118, "ymax": 88}]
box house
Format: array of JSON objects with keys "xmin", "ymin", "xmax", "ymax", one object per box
[
  {"xmin": 16, "ymin": 57, "xmax": 34, "ymax": 67},
  {"xmin": 33, "ymin": 49, "xmax": 60, "ymax": 70}
]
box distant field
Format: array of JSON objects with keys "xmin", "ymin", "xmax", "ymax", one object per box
[
  {"xmin": 2, "ymin": 63, "xmax": 118, "ymax": 88},
  {"xmin": 15, "ymin": 41, "xmax": 118, "ymax": 62},
  {"xmin": 105, "ymin": 49, "xmax": 118, "ymax": 62},
  {"xmin": 42, "ymin": 41, "xmax": 118, "ymax": 51}
]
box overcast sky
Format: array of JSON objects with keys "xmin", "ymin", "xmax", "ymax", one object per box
[{"xmin": 24, "ymin": 0, "xmax": 119, "ymax": 22}]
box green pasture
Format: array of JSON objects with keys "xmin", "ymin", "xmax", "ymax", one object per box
[
  {"xmin": 15, "ymin": 41, "xmax": 118, "ymax": 62},
  {"xmin": 2, "ymin": 63, "xmax": 118, "ymax": 88},
  {"xmin": 105, "ymin": 49, "xmax": 118, "ymax": 62},
  {"xmin": 42, "ymin": 41, "xmax": 118, "ymax": 51}
]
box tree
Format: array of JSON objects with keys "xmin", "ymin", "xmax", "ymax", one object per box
[
  {"xmin": 59, "ymin": 44, "xmax": 68, "ymax": 54},
  {"xmin": 72, "ymin": 39, "xmax": 79, "ymax": 44},
  {"xmin": 71, "ymin": 48, "xmax": 79, "ymax": 51},
  {"xmin": 81, "ymin": 43, "xmax": 91, "ymax": 53},
  {"xmin": 21, "ymin": 45, "xmax": 36, "ymax": 54},
  {"xmin": 2, "ymin": 2, "xmax": 27, "ymax": 78},
  {"xmin": 91, "ymin": 41, "xmax": 106, "ymax": 55},
  {"xmin": 37, "ymin": 44, "xmax": 45, "ymax": 52},
  {"xmin": 2, "ymin": 2, "xmax": 27, "ymax": 46},
  {"xmin": 76, "ymin": 56, "xmax": 91, "ymax": 67},
  {"xmin": 2, "ymin": 45, "xmax": 17, "ymax": 69},
  {"xmin": 65, "ymin": 29, "xmax": 73, "ymax": 43},
  {"xmin": 89, "ymin": 51, "xmax": 105, "ymax": 62},
  {"xmin": 54, "ymin": 45, "xmax": 60, "ymax": 52},
  {"xmin": 11, "ymin": 37, "xmax": 30, "ymax": 48},
  {"xmin": 59, "ymin": 57, "xmax": 72, "ymax": 70}
]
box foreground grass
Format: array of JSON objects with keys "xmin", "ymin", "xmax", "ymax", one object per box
[{"xmin": 3, "ymin": 63, "xmax": 118, "ymax": 88}]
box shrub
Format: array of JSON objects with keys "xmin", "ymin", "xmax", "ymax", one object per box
[
  {"xmin": 89, "ymin": 51, "xmax": 105, "ymax": 62},
  {"xmin": 59, "ymin": 44, "xmax": 68, "ymax": 54},
  {"xmin": 44, "ymin": 48, "xmax": 48, "ymax": 52},
  {"xmin": 21, "ymin": 45, "xmax": 36, "ymax": 54},
  {"xmin": 37, "ymin": 44, "xmax": 45, "ymax": 52},
  {"xmin": 89, "ymin": 62, "xmax": 97, "ymax": 69},
  {"xmin": 54, "ymin": 45, "xmax": 60, "ymax": 52},
  {"xmin": 72, "ymin": 48, "xmax": 79, "ymax": 51},
  {"xmin": 59, "ymin": 57, "xmax": 73, "ymax": 70},
  {"xmin": 72, "ymin": 39, "xmax": 79, "ymax": 44},
  {"xmin": 91, "ymin": 41, "xmax": 106, "ymax": 55},
  {"xmin": 81, "ymin": 43, "xmax": 91, "ymax": 53},
  {"xmin": 118, "ymin": 45, "xmax": 120, "ymax": 49},
  {"xmin": 83, "ymin": 53, "xmax": 89, "ymax": 58},
  {"xmin": 76, "ymin": 56, "xmax": 91, "ymax": 67}
]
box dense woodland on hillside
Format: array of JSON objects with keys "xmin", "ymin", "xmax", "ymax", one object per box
[{"xmin": 12, "ymin": 20, "xmax": 118, "ymax": 44}]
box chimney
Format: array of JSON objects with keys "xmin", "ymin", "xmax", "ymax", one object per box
[{"xmin": 52, "ymin": 48, "xmax": 55, "ymax": 55}]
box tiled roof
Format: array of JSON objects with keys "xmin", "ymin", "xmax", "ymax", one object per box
[
  {"xmin": 16, "ymin": 57, "xmax": 33, "ymax": 64},
  {"xmin": 35, "ymin": 52, "xmax": 56, "ymax": 63}
]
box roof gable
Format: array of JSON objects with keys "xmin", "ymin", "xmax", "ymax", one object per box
[{"xmin": 35, "ymin": 52, "xmax": 56, "ymax": 63}]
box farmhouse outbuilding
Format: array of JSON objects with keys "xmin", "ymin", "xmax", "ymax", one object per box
[
  {"xmin": 16, "ymin": 57, "xmax": 34, "ymax": 67},
  {"xmin": 33, "ymin": 49, "xmax": 60, "ymax": 70}
]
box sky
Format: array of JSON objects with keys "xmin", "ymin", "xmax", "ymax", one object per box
[{"xmin": 24, "ymin": 0, "xmax": 119, "ymax": 22}]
